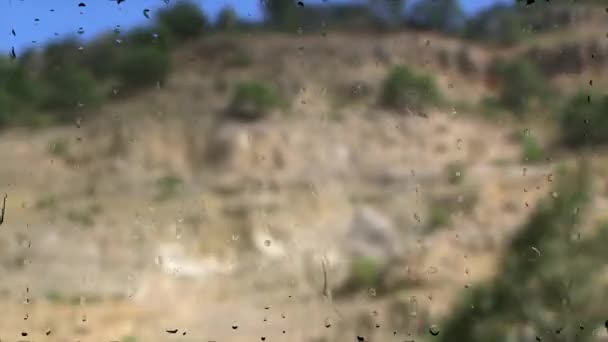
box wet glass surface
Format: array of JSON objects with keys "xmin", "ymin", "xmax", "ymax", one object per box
[{"xmin": 0, "ymin": 0, "xmax": 607, "ymax": 341}]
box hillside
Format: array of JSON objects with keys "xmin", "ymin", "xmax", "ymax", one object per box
[{"xmin": 0, "ymin": 3, "xmax": 607, "ymax": 342}]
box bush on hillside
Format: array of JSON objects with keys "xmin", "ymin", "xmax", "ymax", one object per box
[
  {"xmin": 227, "ymin": 82, "xmax": 283, "ymax": 120},
  {"xmin": 216, "ymin": 6, "xmax": 239, "ymax": 31},
  {"xmin": 81, "ymin": 36, "xmax": 120, "ymax": 78},
  {"xmin": 42, "ymin": 38, "xmax": 85, "ymax": 73},
  {"xmin": 157, "ymin": 2, "xmax": 208, "ymax": 41},
  {"xmin": 39, "ymin": 65, "xmax": 100, "ymax": 120},
  {"xmin": 491, "ymin": 58, "xmax": 551, "ymax": 116},
  {"xmin": 262, "ymin": 0, "xmax": 300, "ymax": 30},
  {"xmin": 406, "ymin": 0, "xmax": 465, "ymax": 33},
  {"xmin": 437, "ymin": 162, "xmax": 606, "ymax": 342},
  {"xmin": 0, "ymin": 59, "xmax": 39, "ymax": 102},
  {"xmin": 114, "ymin": 47, "xmax": 170, "ymax": 93},
  {"xmin": 122, "ymin": 26, "xmax": 171, "ymax": 50},
  {"xmin": 379, "ymin": 65, "xmax": 441, "ymax": 111},
  {"xmin": 0, "ymin": 92, "xmax": 17, "ymax": 128},
  {"xmin": 463, "ymin": 4, "xmax": 524, "ymax": 46},
  {"xmin": 560, "ymin": 92, "xmax": 608, "ymax": 148},
  {"xmin": 521, "ymin": 133, "xmax": 544, "ymax": 163}
]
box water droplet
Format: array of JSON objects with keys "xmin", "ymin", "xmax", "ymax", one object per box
[
  {"xmin": 429, "ymin": 325, "xmax": 440, "ymax": 336},
  {"xmin": 368, "ymin": 288, "xmax": 377, "ymax": 296},
  {"xmin": 551, "ymin": 191, "xmax": 558, "ymax": 198}
]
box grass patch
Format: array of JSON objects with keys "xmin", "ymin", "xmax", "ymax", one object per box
[
  {"xmin": 35, "ymin": 194, "xmax": 58, "ymax": 210},
  {"xmin": 379, "ymin": 64, "xmax": 441, "ymax": 112},
  {"xmin": 427, "ymin": 204, "xmax": 451, "ymax": 231},
  {"xmin": 446, "ymin": 161, "xmax": 466, "ymax": 185},
  {"xmin": 155, "ymin": 174, "xmax": 183, "ymax": 201},
  {"xmin": 226, "ymin": 81, "xmax": 284, "ymax": 121},
  {"xmin": 521, "ymin": 132, "xmax": 544, "ymax": 163}
]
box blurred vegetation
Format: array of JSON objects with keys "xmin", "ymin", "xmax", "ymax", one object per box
[
  {"xmin": 337, "ymin": 256, "xmax": 384, "ymax": 296},
  {"xmin": 263, "ymin": 0, "xmax": 300, "ymax": 31},
  {"xmin": 227, "ymin": 82, "xmax": 284, "ymax": 121},
  {"xmin": 521, "ymin": 132, "xmax": 544, "ymax": 163},
  {"xmin": 114, "ymin": 46, "xmax": 170, "ymax": 94},
  {"xmin": 216, "ymin": 6, "xmax": 240, "ymax": 31},
  {"xmin": 427, "ymin": 204, "xmax": 451, "ymax": 231},
  {"xmin": 379, "ymin": 65, "xmax": 441, "ymax": 111},
  {"xmin": 463, "ymin": 4, "xmax": 525, "ymax": 46},
  {"xmin": 120, "ymin": 336, "xmax": 139, "ymax": 342},
  {"xmin": 157, "ymin": 1, "xmax": 208, "ymax": 41},
  {"xmin": 560, "ymin": 92, "xmax": 608, "ymax": 148},
  {"xmin": 39, "ymin": 65, "xmax": 100, "ymax": 117},
  {"xmin": 0, "ymin": 0, "xmax": 600, "ymax": 131},
  {"xmin": 155, "ymin": 174, "xmax": 184, "ymax": 202},
  {"xmin": 446, "ymin": 161, "xmax": 465, "ymax": 185},
  {"xmin": 489, "ymin": 57, "xmax": 553, "ymax": 117},
  {"xmin": 406, "ymin": 0, "xmax": 465, "ymax": 33},
  {"xmin": 0, "ymin": 2, "xmax": 210, "ymax": 130},
  {"xmin": 438, "ymin": 161, "xmax": 608, "ymax": 342}
]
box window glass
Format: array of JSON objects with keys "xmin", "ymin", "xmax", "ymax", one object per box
[{"xmin": 1, "ymin": 0, "xmax": 606, "ymax": 341}]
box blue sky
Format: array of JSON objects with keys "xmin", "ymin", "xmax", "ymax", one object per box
[{"xmin": 1, "ymin": 0, "xmax": 511, "ymax": 54}]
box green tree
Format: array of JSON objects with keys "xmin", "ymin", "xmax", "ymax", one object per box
[
  {"xmin": 114, "ymin": 47, "xmax": 170, "ymax": 93},
  {"xmin": 407, "ymin": 0, "xmax": 465, "ymax": 33},
  {"xmin": 463, "ymin": 4, "xmax": 524, "ymax": 46},
  {"xmin": 368, "ymin": 0, "xmax": 406, "ymax": 27},
  {"xmin": 227, "ymin": 81, "xmax": 283, "ymax": 121},
  {"xmin": 42, "ymin": 38, "xmax": 85, "ymax": 72},
  {"xmin": 216, "ymin": 6, "xmax": 239, "ymax": 31},
  {"xmin": 262, "ymin": 0, "xmax": 299, "ymax": 30},
  {"xmin": 438, "ymin": 161, "xmax": 607, "ymax": 342},
  {"xmin": 379, "ymin": 64, "xmax": 441, "ymax": 111},
  {"xmin": 39, "ymin": 65, "xmax": 100, "ymax": 120},
  {"xmin": 560, "ymin": 92, "xmax": 608, "ymax": 148},
  {"xmin": 156, "ymin": 1, "xmax": 208, "ymax": 41},
  {"xmin": 491, "ymin": 58, "xmax": 551, "ymax": 116}
]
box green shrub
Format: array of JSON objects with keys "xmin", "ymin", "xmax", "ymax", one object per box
[
  {"xmin": 45, "ymin": 290, "xmax": 64, "ymax": 303},
  {"xmin": 115, "ymin": 47, "xmax": 170, "ymax": 92},
  {"xmin": 560, "ymin": 92, "xmax": 608, "ymax": 148},
  {"xmin": 0, "ymin": 59, "xmax": 42, "ymax": 127},
  {"xmin": 406, "ymin": 0, "xmax": 465, "ymax": 33},
  {"xmin": 123, "ymin": 26, "xmax": 171, "ymax": 50},
  {"xmin": 428, "ymin": 205, "xmax": 451, "ymax": 230},
  {"xmin": 492, "ymin": 58, "xmax": 551, "ymax": 116},
  {"xmin": 157, "ymin": 2, "xmax": 208, "ymax": 41},
  {"xmin": 120, "ymin": 336, "xmax": 139, "ymax": 342},
  {"xmin": 521, "ymin": 132, "xmax": 543, "ymax": 163},
  {"xmin": 262, "ymin": 0, "xmax": 300, "ymax": 30},
  {"xmin": 379, "ymin": 65, "xmax": 441, "ymax": 111},
  {"xmin": 0, "ymin": 92, "xmax": 17, "ymax": 128},
  {"xmin": 39, "ymin": 65, "xmax": 100, "ymax": 119},
  {"xmin": 446, "ymin": 161, "xmax": 465, "ymax": 185},
  {"xmin": 155, "ymin": 175, "xmax": 183, "ymax": 201},
  {"xmin": 349, "ymin": 257, "xmax": 383, "ymax": 289},
  {"xmin": 82, "ymin": 36, "xmax": 120, "ymax": 78},
  {"xmin": 66, "ymin": 207, "xmax": 95, "ymax": 227},
  {"xmin": 42, "ymin": 38, "xmax": 85, "ymax": 73},
  {"xmin": 437, "ymin": 162, "xmax": 603, "ymax": 342},
  {"xmin": 227, "ymin": 82, "xmax": 283, "ymax": 120},
  {"xmin": 463, "ymin": 4, "xmax": 524, "ymax": 46},
  {"xmin": 216, "ymin": 6, "xmax": 239, "ymax": 31},
  {"xmin": 0, "ymin": 60, "xmax": 38, "ymax": 101}
]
